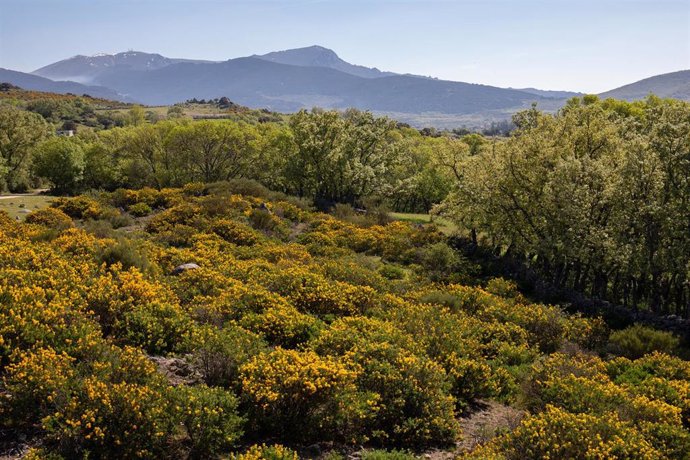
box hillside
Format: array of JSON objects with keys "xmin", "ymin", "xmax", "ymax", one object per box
[
  {"xmin": 85, "ymin": 56, "xmax": 543, "ymax": 113},
  {"xmin": 599, "ymin": 69, "xmax": 690, "ymax": 101},
  {"xmin": 33, "ymin": 50, "xmax": 216, "ymax": 84},
  {"xmin": 515, "ymin": 87, "xmax": 583, "ymax": 99},
  {"xmin": 0, "ymin": 68, "xmax": 132, "ymax": 102},
  {"xmin": 28, "ymin": 48, "xmax": 547, "ymax": 121},
  {"xmin": 2, "ymin": 186, "xmax": 688, "ymax": 459}
]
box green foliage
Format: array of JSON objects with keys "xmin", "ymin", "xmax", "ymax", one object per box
[
  {"xmin": 128, "ymin": 201, "xmax": 152, "ymax": 217},
  {"xmin": 96, "ymin": 238, "xmax": 152, "ymax": 273},
  {"xmin": 32, "ymin": 137, "xmax": 85, "ymax": 194},
  {"xmin": 190, "ymin": 324, "xmax": 267, "ymax": 388},
  {"xmin": 609, "ymin": 324, "xmax": 680, "ymax": 359},
  {"xmin": 361, "ymin": 449, "xmax": 418, "ymax": 460},
  {"xmin": 443, "ymin": 97, "xmax": 690, "ymax": 316},
  {"xmin": 0, "ymin": 105, "xmax": 50, "ymax": 191},
  {"xmin": 173, "ymin": 385, "xmax": 244, "ymax": 459}
]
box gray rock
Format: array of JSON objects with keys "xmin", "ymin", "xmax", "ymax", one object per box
[{"xmin": 172, "ymin": 262, "xmax": 199, "ymax": 275}]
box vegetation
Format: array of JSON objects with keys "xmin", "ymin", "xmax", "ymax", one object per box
[
  {"xmin": 442, "ymin": 96, "xmax": 690, "ymax": 316},
  {"xmin": 0, "ymin": 87, "xmax": 689, "ymax": 458},
  {"xmin": 0, "ymin": 185, "xmax": 686, "ymax": 458}
]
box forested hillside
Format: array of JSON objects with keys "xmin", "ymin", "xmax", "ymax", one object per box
[{"xmin": 0, "ymin": 88, "xmax": 689, "ymax": 459}]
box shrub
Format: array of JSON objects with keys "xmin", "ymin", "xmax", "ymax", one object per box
[
  {"xmin": 240, "ymin": 348, "xmax": 361, "ymax": 441},
  {"xmin": 190, "ymin": 324, "xmax": 267, "ymax": 388},
  {"xmin": 174, "ymin": 385, "xmax": 244, "ymax": 459},
  {"xmin": 240, "ymin": 304, "xmax": 322, "ymax": 348},
  {"xmin": 379, "ymin": 263, "xmax": 405, "ymax": 280},
  {"xmin": 52, "ymin": 196, "xmax": 103, "ymax": 219},
  {"xmin": 485, "ymin": 278, "xmax": 519, "ymax": 298},
  {"xmin": 42, "ymin": 378, "xmax": 177, "ymax": 459},
  {"xmin": 115, "ymin": 300, "xmax": 193, "ymax": 354},
  {"xmin": 361, "ymin": 449, "xmax": 417, "ymax": 460},
  {"xmin": 1, "ymin": 348, "xmax": 75, "ymax": 429},
  {"xmin": 24, "ymin": 207, "xmax": 73, "ymax": 230},
  {"xmin": 128, "ymin": 202, "xmax": 152, "ymax": 217},
  {"xmin": 347, "ymin": 343, "xmax": 459, "ymax": 446},
  {"xmin": 96, "ymin": 238, "xmax": 152, "ymax": 273},
  {"xmin": 231, "ymin": 444, "xmax": 299, "ymax": 460},
  {"xmin": 418, "ymin": 242, "xmax": 474, "ymax": 282},
  {"xmin": 495, "ymin": 405, "xmax": 661, "ymax": 459},
  {"xmin": 609, "ymin": 324, "xmax": 680, "ymax": 359},
  {"xmin": 249, "ymin": 207, "xmax": 284, "ymax": 234},
  {"xmin": 212, "ymin": 218, "xmax": 260, "ymax": 246}
]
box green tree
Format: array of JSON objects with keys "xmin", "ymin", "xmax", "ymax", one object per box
[
  {"xmin": 32, "ymin": 137, "xmax": 85, "ymax": 194},
  {"xmin": 0, "ymin": 106, "xmax": 50, "ymax": 191},
  {"xmin": 164, "ymin": 120, "xmax": 257, "ymax": 184},
  {"xmin": 126, "ymin": 105, "xmax": 146, "ymax": 126}
]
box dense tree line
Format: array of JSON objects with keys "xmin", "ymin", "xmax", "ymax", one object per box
[
  {"xmin": 0, "ymin": 105, "xmax": 465, "ymax": 212},
  {"xmin": 442, "ymin": 96, "xmax": 690, "ymax": 317}
]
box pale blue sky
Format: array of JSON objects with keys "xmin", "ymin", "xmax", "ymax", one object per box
[{"xmin": 1, "ymin": 0, "xmax": 688, "ymax": 93}]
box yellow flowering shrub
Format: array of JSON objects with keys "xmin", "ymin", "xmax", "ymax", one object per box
[
  {"xmin": 212, "ymin": 218, "xmax": 261, "ymax": 246},
  {"xmin": 240, "ymin": 348, "xmax": 362, "ymax": 440},
  {"xmin": 42, "ymin": 377, "xmax": 176, "ymax": 458},
  {"xmin": 51, "ymin": 196, "xmax": 104, "ymax": 220},
  {"xmin": 490, "ymin": 405, "xmax": 661, "ymax": 459},
  {"xmin": 240, "ymin": 303, "xmax": 322, "ymax": 348},
  {"xmin": 24, "ymin": 207, "xmax": 73, "ymax": 229},
  {"xmin": 173, "ymin": 385, "xmax": 244, "ymax": 458},
  {"xmin": 231, "ymin": 444, "xmax": 299, "ymax": 460},
  {"xmin": 2, "ymin": 186, "xmax": 688, "ymax": 457},
  {"xmin": 1, "ymin": 348, "xmax": 75, "ymax": 427}
]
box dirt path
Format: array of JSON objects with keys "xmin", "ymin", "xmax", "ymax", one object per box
[{"xmin": 0, "ymin": 189, "xmax": 49, "ymax": 200}]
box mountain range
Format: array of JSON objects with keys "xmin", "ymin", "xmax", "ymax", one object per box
[{"xmin": 0, "ymin": 46, "xmax": 687, "ymax": 127}]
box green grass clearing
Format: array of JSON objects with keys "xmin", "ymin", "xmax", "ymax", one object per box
[
  {"xmin": 0, "ymin": 194, "xmax": 56, "ymax": 221},
  {"xmin": 389, "ymin": 212, "xmax": 458, "ymax": 235}
]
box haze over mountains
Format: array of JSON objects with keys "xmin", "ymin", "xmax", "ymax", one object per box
[{"xmin": 0, "ymin": 46, "xmax": 687, "ymax": 127}]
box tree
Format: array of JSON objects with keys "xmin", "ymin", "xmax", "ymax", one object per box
[
  {"xmin": 442, "ymin": 97, "xmax": 690, "ymax": 316},
  {"xmin": 126, "ymin": 105, "xmax": 146, "ymax": 127},
  {"xmin": 32, "ymin": 137, "xmax": 85, "ymax": 194},
  {"xmin": 0, "ymin": 106, "xmax": 50, "ymax": 191},
  {"xmin": 164, "ymin": 120, "xmax": 257, "ymax": 184},
  {"xmin": 286, "ymin": 109, "xmax": 397, "ymax": 206}
]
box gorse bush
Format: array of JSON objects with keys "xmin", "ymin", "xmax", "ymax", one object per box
[
  {"xmin": 24, "ymin": 207, "xmax": 73, "ymax": 230},
  {"xmin": 0, "ymin": 187, "xmax": 687, "ymax": 458}
]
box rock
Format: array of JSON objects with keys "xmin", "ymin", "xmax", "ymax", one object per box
[
  {"xmin": 148, "ymin": 355, "xmax": 202, "ymax": 386},
  {"xmin": 172, "ymin": 263, "xmax": 199, "ymax": 275}
]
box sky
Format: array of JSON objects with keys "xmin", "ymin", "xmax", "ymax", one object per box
[{"xmin": 0, "ymin": 0, "xmax": 688, "ymax": 93}]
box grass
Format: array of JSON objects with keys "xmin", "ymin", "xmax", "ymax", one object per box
[
  {"xmin": 389, "ymin": 212, "xmax": 459, "ymax": 235},
  {"xmin": 0, "ymin": 194, "xmax": 56, "ymax": 221}
]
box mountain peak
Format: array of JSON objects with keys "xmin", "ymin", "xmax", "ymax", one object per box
[{"xmin": 255, "ymin": 45, "xmax": 395, "ymax": 79}]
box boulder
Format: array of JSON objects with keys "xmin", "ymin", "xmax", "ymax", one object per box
[{"xmin": 172, "ymin": 262, "xmax": 199, "ymax": 275}]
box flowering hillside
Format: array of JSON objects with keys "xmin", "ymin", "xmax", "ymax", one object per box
[{"xmin": 0, "ymin": 184, "xmax": 687, "ymax": 459}]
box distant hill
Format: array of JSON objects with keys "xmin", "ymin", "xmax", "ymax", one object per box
[
  {"xmin": 255, "ymin": 45, "xmax": 397, "ymax": 79},
  {"xmin": 88, "ymin": 56, "xmax": 543, "ymax": 114},
  {"xmin": 33, "ymin": 51, "xmax": 216, "ymax": 84},
  {"xmin": 21, "ymin": 46, "xmax": 688, "ymax": 127},
  {"xmin": 0, "ymin": 83, "xmax": 130, "ymax": 107},
  {"xmin": 30, "ymin": 48, "xmax": 544, "ymax": 116},
  {"xmin": 515, "ymin": 88, "xmax": 583, "ymax": 99},
  {"xmin": 599, "ymin": 70, "xmax": 690, "ymax": 101},
  {"xmin": 0, "ymin": 68, "xmax": 132, "ymax": 102}
]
